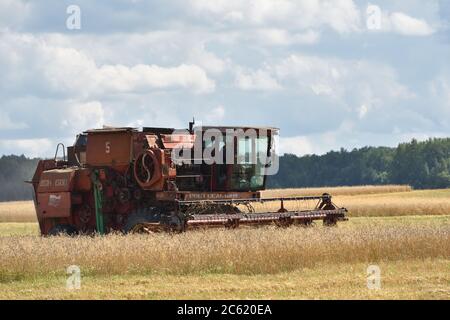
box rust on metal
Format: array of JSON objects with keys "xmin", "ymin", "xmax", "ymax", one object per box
[
  {"xmin": 30, "ymin": 121, "xmax": 348, "ymax": 236},
  {"xmin": 85, "ymin": 129, "xmax": 134, "ymax": 169},
  {"xmin": 36, "ymin": 192, "xmax": 72, "ymax": 218}
]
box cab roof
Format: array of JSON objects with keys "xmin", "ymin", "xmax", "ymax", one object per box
[{"xmin": 197, "ymin": 126, "xmax": 279, "ymax": 132}]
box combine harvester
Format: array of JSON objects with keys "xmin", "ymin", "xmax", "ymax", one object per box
[{"xmin": 30, "ymin": 121, "xmax": 348, "ymax": 235}]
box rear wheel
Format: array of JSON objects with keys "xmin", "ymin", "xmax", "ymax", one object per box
[{"xmin": 48, "ymin": 224, "xmax": 78, "ymax": 236}]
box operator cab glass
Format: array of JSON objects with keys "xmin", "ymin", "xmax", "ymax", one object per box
[
  {"xmin": 199, "ymin": 127, "xmax": 278, "ymax": 192},
  {"xmin": 231, "ymin": 135, "xmax": 269, "ymax": 191}
]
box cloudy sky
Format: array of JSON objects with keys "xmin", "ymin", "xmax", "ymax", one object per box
[{"xmin": 0, "ymin": 0, "xmax": 449, "ymax": 157}]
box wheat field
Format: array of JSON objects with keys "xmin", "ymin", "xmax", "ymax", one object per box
[
  {"xmin": 1, "ymin": 223, "xmax": 448, "ymax": 279},
  {"xmin": 262, "ymin": 185, "xmax": 412, "ymax": 197},
  {"xmin": 0, "ymin": 185, "xmax": 436, "ymax": 224},
  {"xmin": 0, "ymin": 201, "xmax": 36, "ymax": 223},
  {"xmin": 0, "ymin": 185, "xmax": 449, "ymax": 299}
]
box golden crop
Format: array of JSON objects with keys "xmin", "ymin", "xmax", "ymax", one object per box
[{"xmin": 0, "ymin": 224, "xmax": 448, "ymax": 280}]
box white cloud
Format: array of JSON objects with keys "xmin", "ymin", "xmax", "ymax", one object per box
[
  {"xmin": 273, "ymin": 55, "xmax": 344, "ymax": 96},
  {"xmin": 0, "ymin": 138, "xmax": 54, "ymax": 158},
  {"xmin": 369, "ymin": 10, "xmax": 436, "ymax": 37},
  {"xmin": 95, "ymin": 64, "xmax": 215, "ymax": 94},
  {"xmin": 358, "ymin": 104, "xmax": 369, "ymax": 119},
  {"xmin": 253, "ymin": 29, "xmax": 320, "ymax": 46},
  {"xmin": 232, "ymin": 53, "xmax": 414, "ymax": 132},
  {"xmin": 235, "ymin": 69, "xmax": 282, "ymax": 91},
  {"xmin": 267, "ymin": 54, "xmax": 413, "ymax": 104},
  {"xmin": 61, "ymin": 101, "xmax": 105, "ymax": 134},
  {"xmin": 187, "ymin": 45, "xmax": 227, "ymax": 75},
  {"xmin": 311, "ymin": 83, "xmax": 334, "ymax": 96},
  {"xmin": 388, "ymin": 12, "xmax": 435, "ymax": 36},
  {"xmin": 188, "ymin": 0, "xmax": 361, "ymax": 34},
  {"xmin": 0, "ymin": 32, "xmax": 215, "ymax": 97},
  {"xmin": 279, "ymin": 136, "xmax": 314, "ymax": 155},
  {"xmin": 204, "ymin": 105, "xmax": 226, "ymax": 123}
]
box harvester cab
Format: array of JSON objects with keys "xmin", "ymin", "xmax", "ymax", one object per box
[{"xmin": 31, "ymin": 122, "xmax": 347, "ymax": 235}]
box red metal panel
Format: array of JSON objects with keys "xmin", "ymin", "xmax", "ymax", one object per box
[
  {"xmin": 36, "ymin": 192, "xmax": 71, "ymax": 218},
  {"xmin": 86, "ymin": 131, "xmax": 133, "ymax": 167},
  {"xmin": 37, "ymin": 169, "xmax": 75, "ymax": 193},
  {"xmin": 74, "ymin": 168, "xmax": 92, "ymax": 192}
]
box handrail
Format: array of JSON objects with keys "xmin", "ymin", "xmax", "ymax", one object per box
[{"xmin": 54, "ymin": 143, "xmax": 66, "ymax": 162}]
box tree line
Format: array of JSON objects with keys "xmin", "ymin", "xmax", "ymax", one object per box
[
  {"xmin": 1, "ymin": 138, "xmax": 450, "ymax": 201},
  {"xmin": 0, "ymin": 155, "xmax": 39, "ymax": 202},
  {"xmin": 268, "ymin": 138, "xmax": 450, "ymax": 189}
]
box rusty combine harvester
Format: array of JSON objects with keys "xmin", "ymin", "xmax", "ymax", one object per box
[{"xmin": 31, "ymin": 122, "xmax": 348, "ymax": 235}]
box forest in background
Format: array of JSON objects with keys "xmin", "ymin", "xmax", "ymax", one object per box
[
  {"xmin": 1, "ymin": 138, "xmax": 450, "ymax": 201},
  {"xmin": 268, "ymin": 138, "xmax": 450, "ymax": 189},
  {"xmin": 0, "ymin": 155, "xmax": 39, "ymax": 201}
]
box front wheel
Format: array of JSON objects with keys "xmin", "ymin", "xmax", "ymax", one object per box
[{"xmin": 323, "ymin": 217, "xmax": 337, "ymax": 227}]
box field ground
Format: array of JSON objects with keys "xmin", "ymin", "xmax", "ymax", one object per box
[
  {"xmin": 1, "ymin": 259, "xmax": 448, "ymax": 299},
  {"xmin": 0, "ymin": 186, "xmax": 449, "ymax": 300}
]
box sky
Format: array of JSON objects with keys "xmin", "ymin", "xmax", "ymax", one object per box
[{"xmin": 0, "ymin": 0, "xmax": 449, "ymax": 157}]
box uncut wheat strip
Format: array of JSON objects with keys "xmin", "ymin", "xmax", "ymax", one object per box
[
  {"xmin": 0, "ymin": 201, "xmax": 36, "ymax": 223},
  {"xmin": 336, "ymin": 196, "xmax": 450, "ymax": 217},
  {"xmin": 0, "ymin": 224, "xmax": 448, "ymax": 277},
  {"xmin": 263, "ymin": 185, "xmax": 412, "ymax": 198}
]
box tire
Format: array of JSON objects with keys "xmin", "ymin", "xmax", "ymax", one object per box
[
  {"xmin": 48, "ymin": 224, "xmax": 78, "ymax": 236},
  {"xmin": 323, "ymin": 217, "xmax": 337, "ymax": 227},
  {"xmin": 123, "ymin": 207, "xmax": 161, "ymax": 234}
]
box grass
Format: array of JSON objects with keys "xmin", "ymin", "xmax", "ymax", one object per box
[{"xmin": 1, "ymin": 259, "xmax": 448, "ymax": 299}]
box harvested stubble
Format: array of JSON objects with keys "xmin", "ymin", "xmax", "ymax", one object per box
[{"xmin": 1, "ymin": 224, "xmax": 448, "ymax": 279}]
